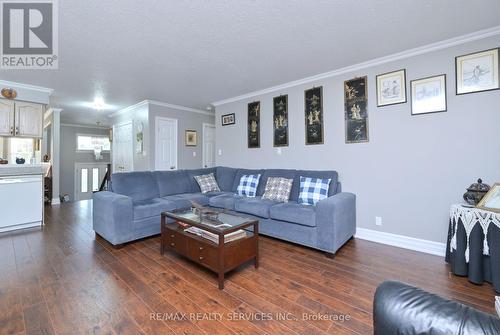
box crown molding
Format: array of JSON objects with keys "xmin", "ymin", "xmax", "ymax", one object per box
[
  {"xmin": 61, "ymin": 123, "xmax": 110, "ymax": 129},
  {"xmin": 107, "ymin": 100, "xmax": 149, "ymax": 118},
  {"xmin": 147, "ymin": 100, "xmax": 213, "ymax": 115},
  {"xmin": 0, "ymin": 80, "xmax": 53, "ymax": 95},
  {"xmin": 212, "ymin": 25, "xmax": 500, "ymax": 106},
  {"xmin": 108, "ymin": 99, "xmax": 213, "ymax": 118}
]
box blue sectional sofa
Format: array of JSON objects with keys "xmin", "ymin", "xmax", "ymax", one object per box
[{"xmin": 93, "ymin": 167, "xmax": 356, "ymax": 256}]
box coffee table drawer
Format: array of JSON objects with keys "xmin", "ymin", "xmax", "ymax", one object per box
[
  {"xmin": 187, "ymin": 239, "xmax": 218, "ymax": 270},
  {"xmin": 164, "ymin": 228, "xmax": 187, "ymax": 254}
]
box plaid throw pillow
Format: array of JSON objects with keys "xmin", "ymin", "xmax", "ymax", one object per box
[
  {"xmin": 298, "ymin": 176, "xmax": 331, "ymax": 205},
  {"xmin": 262, "ymin": 177, "xmax": 293, "ymax": 202},
  {"xmin": 194, "ymin": 173, "xmax": 220, "ymax": 193},
  {"xmin": 236, "ymin": 174, "xmax": 261, "ymax": 197}
]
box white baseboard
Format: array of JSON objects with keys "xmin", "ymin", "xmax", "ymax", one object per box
[
  {"xmin": 51, "ymin": 198, "xmax": 60, "ymax": 205},
  {"xmin": 355, "ymin": 228, "xmax": 446, "ymax": 257}
]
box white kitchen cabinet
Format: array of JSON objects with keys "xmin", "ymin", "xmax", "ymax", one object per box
[
  {"xmin": 0, "ymin": 100, "xmax": 15, "ymax": 136},
  {"xmin": 15, "ymin": 101, "xmax": 44, "ymax": 138}
]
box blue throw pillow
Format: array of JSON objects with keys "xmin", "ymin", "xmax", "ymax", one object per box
[
  {"xmin": 298, "ymin": 176, "xmax": 331, "ymax": 205},
  {"xmin": 236, "ymin": 174, "xmax": 261, "ymax": 197}
]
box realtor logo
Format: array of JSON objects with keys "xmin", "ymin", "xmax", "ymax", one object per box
[{"xmin": 1, "ymin": 0, "xmax": 58, "ymax": 69}]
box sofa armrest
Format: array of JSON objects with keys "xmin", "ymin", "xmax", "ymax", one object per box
[
  {"xmin": 316, "ymin": 192, "xmax": 356, "ymax": 254},
  {"xmin": 374, "ymin": 281, "xmax": 500, "ymax": 335},
  {"xmin": 92, "ymin": 191, "xmax": 134, "ymax": 245}
]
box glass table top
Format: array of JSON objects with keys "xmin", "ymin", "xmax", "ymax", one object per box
[{"xmin": 165, "ymin": 207, "xmax": 255, "ymax": 233}]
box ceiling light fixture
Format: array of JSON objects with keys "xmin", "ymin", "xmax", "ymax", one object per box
[{"xmin": 93, "ymin": 97, "xmax": 105, "ymax": 110}]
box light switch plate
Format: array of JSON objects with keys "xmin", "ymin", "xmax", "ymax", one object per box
[{"xmin": 375, "ymin": 217, "xmax": 383, "ymax": 226}]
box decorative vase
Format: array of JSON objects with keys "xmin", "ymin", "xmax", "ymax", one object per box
[
  {"xmin": 463, "ymin": 178, "xmax": 490, "ymax": 205},
  {"xmin": 15, "ymin": 157, "xmax": 25, "ymax": 165}
]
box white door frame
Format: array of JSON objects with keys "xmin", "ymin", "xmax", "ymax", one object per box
[
  {"xmin": 155, "ymin": 116, "xmax": 178, "ymax": 171},
  {"xmin": 112, "ymin": 121, "xmax": 134, "ymax": 173},
  {"xmin": 202, "ymin": 123, "xmax": 215, "ymax": 168},
  {"xmin": 74, "ymin": 162, "xmax": 110, "ymax": 201}
]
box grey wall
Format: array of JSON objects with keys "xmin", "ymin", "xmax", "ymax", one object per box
[
  {"xmin": 60, "ymin": 125, "xmax": 110, "ymax": 200},
  {"xmin": 215, "ymin": 35, "xmax": 500, "ymax": 243},
  {"xmin": 148, "ymin": 104, "xmax": 215, "ymax": 170}
]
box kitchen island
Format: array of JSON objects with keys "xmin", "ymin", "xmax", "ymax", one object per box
[{"xmin": 0, "ymin": 164, "xmax": 45, "ymax": 233}]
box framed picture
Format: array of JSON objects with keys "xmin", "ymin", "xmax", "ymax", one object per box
[
  {"xmin": 456, "ymin": 48, "xmax": 499, "ymax": 95},
  {"xmin": 221, "ymin": 113, "xmax": 235, "ymax": 126},
  {"xmin": 247, "ymin": 101, "xmax": 260, "ymax": 148},
  {"xmin": 410, "ymin": 74, "xmax": 447, "ymax": 115},
  {"xmin": 304, "ymin": 87, "xmax": 324, "ymax": 145},
  {"xmin": 477, "ymin": 183, "xmax": 500, "ymax": 214},
  {"xmin": 344, "ymin": 76, "xmax": 369, "ymax": 143},
  {"xmin": 185, "ymin": 130, "xmax": 197, "ymax": 146},
  {"xmin": 376, "ymin": 69, "xmax": 407, "ymax": 107},
  {"xmin": 273, "ymin": 95, "xmax": 288, "ymax": 147}
]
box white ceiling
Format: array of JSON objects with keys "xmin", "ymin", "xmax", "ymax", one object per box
[{"xmin": 1, "ymin": 0, "xmax": 499, "ymax": 125}]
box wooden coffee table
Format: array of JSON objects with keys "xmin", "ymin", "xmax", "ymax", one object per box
[{"xmin": 161, "ymin": 208, "xmax": 259, "ymax": 289}]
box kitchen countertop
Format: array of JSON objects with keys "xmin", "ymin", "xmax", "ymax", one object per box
[{"xmin": 0, "ymin": 164, "xmax": 48, "ymax": 177}]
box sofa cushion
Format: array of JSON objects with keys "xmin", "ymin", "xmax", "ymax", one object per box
[
  {"xmin": 231, "ymin": 169, "xmax": 265, "ymax": 193},
  {"xmin": 209, "ymin": 193, "xmax": 241, "ymax": 210},
  {"xmin": 153, "ymin": 170, "xmax": 192, "ymax": 197},
  {"xmin": 262, "ymin": 177, "xmax": 293, "ymax": 202},
  {"xmin": 162, "ymin": 193, "xmax": 209, "ymax": 209},
  {"xmin": 298, "ymin": 177, "xmax": 331, "ymax": 205},
  {"xmin": 236, "ymin": 174, "xmax": 261, "ymax": 197},
  {"xmin": 215, "ymin": 167, "xmax": 238, "ymax": 192},
  {"xmin": 269, "ymin": 201, "xmax": 317, "ymax": 227},
  {"xmin": 234, "ymin": 197, "xmax": 277, "ymax": 218},
  {"xmin": 194, "ymin": 173, "xmax": 220, "ymax": 193},
  {"xmin": 111, "ymin": 172, "xmax": 159, "ymax": 202},
  {"xmin": 292, "ymin": 170, "xmax": 338, "ymax": 200},
  {"xmin": 186, "ymin": 168, "xmax": 217, "ymax": 192},
  {"xmin": 259, "ymin": 169, "xmax": 296, "ymax": 196},
  {"xmin": 133, "ymin": 199, "xmax": 176, "ymax": 221},
  {"xmin": 205, "ymin": 191, "xmax": 229, "ymax": 198}
]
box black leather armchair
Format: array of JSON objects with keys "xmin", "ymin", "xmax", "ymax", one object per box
[{"xmin": 374, "ymin": 281, "xmax": 500, "ymax": 335}]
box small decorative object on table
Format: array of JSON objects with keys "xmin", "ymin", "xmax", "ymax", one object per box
[
  {"xmin": 463, "ymin": 178, "xmax": 490, "ymax": 205},
  {"xmin": 0, "ymin": 158, "xmax": 8, "ymax": 164},
  {"xmin": 15, "ymin": 157, "xmax": 25, "ymax": 165},
  {"xmin": 477, "ymin": 183, "xmax": 500, "ymax": 214}
]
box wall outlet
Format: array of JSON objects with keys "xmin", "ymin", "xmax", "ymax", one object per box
[
  {"xmin": 192, "ymin": 151, "xmax": 196, "ymax": 157},
  {"xmin": 375, "ymin": 216, "xmax": 383, "ymax": 226},
  {"xmin": 218, "ymin": 149, "xmax": 222, "ymax": 156}
]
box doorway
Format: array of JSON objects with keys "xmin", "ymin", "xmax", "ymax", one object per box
[
  {"xmin": 74, "ymin": 163, "xmax": 109, "ymax": 201},
  {"xmin": 155, "ymin": 117, "xmax": 178, "ymax": 171},
  {"xmin": 112, "ymin": 122, "xmax": 133, "ymax": 173},
  {"xmin": 202, "ymin": 123, "xmax": 215, "ymax": 168}
]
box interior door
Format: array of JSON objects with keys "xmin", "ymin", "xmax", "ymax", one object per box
[
  {"xmin": 202, "ymin": 124, "xmax": 216, "ymax": 168},
  {"xmin": 112, "ymin": 122, "xmax": 133, "ymax": 173},
  {"xmin": 0, "ymin": 100, "xmax": 15, "ymax": 136},
  {"xmin": 155, "ymin": 117, "xmax": 177, "ymax": 171},
  {"xmin": 15, "ymin": 102, "xmax": 44, "ymax": 138},
  {"xmin": 75, "ymin": 163, "xmax": 109, "ymax": 201}
]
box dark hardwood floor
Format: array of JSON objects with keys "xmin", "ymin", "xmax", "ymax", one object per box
[{"xmin": 0, "ymin": 200, "xmax": 497, "ymax": 335}]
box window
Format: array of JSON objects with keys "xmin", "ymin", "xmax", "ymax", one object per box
[
  {"xmin": 81, "ymin": 168, "xmax": 88, "ymax": 193},
  {"xmin": 77, "ymin": 135, "xmax": 110, "ymax": 151},
  {"xmin": 9, "ymin": 138, "xmax": 34, "ymax": 163},
  {"xmin": 92, "ymin": 168, "xmax": 99, "ymax": 192}
]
